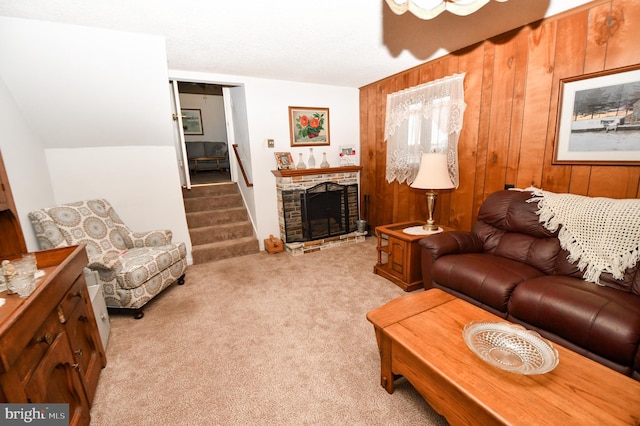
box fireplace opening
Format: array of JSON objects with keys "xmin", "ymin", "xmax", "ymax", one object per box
[{"xmin": 282, "ymin": 182, "xmax": 358, "ymax": 242}]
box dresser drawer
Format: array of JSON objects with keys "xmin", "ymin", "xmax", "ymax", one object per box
[
  {"xmin": 11, "ymin": 311, "xmax": 62, "ymax": 384},
  {"xmin": 57, "ymin": 275, "xmax": 86, "ymax": 324}
]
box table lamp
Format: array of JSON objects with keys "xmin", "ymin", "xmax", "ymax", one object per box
[{"xmin": 410, "ymin": 152, "xmax": 454, "ymax": 232}]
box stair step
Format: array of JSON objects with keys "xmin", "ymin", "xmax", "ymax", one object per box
[
  {"xmin": 183, "ymin": 193, "xmax": 243, "ymax": 213},
  {"xmin": 191, "ymin": 237, "xmax": 260, "ymax": 264},
  {"xmin": 186, "ymin": 207, "xmax": 248, "ymax": 227},
  {"xmin": 183, "ymin": 182, "xmax": 260, "ymax": 264},
  {"xmin": 189, "ymin": 221, "xmax": 254, "ymax": 245},
  {"xmin": 182, "ymin": 183, "xmax": 238, "ymax": 198}
]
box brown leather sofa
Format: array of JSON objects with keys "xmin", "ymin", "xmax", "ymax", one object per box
[{"xmin": 420, "ymin": 189, "xmax": 640, "ymax": 380}]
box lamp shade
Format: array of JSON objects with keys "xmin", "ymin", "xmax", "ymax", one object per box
[{"xmin": 410, "ymin": 153, "xmax": 454, "ymax": 190}]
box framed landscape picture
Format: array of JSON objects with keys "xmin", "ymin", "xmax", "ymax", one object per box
[
  {"xmin": 553, "ymin": 64, "xmax": 640, "ymax": 165},
  {"xmin": 182, "ymin": 109, "xmax": 204, "ymax": 135},
  {"xmin": 288, "ymin": 106, "xmax": 330, "ymax": 147}
]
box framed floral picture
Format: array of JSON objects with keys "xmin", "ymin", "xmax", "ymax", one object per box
[
  {"xmin": 288, "ymin": 106, "xmax": 330, "ymax": 147},
  {"xmin": 274, "ymin": 152, "xmax": 295, "ymax": 170}
]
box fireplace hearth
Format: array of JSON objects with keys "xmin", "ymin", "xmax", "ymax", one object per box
[
  {"xmin": 272, "ymin": 166, "xmax": 365, "ymax": 255},
  {"xmin": 283, "ymin": 182, "xmax": 358, "ymax": 243}
]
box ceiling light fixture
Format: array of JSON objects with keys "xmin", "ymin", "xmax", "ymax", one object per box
[{"xmin": 385, "ymin": 0, "xmax": 508, "ymax": 20}]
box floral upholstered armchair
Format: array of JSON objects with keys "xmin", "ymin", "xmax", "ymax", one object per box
[{"xmin": 29, "ymin": 199, "xmax": 187, "ymax": 319}]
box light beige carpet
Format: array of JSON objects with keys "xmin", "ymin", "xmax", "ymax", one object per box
[{"xmin": 89, "ymin": 238, "xmax": 449, "ymax": 425}]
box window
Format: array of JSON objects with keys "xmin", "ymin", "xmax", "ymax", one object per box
[{"xmin": 384, "ymin": 74, "xmax": 465, "ymax": 186}]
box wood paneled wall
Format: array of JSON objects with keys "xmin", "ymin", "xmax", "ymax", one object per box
[{"xmin": 360, "ymin": 0, "xmax": 640, "ymax": 232}]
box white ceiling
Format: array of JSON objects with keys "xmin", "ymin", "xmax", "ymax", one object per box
[{"xmin": 0, "ymin": 0, "xmax": 592, "ymax": 88}]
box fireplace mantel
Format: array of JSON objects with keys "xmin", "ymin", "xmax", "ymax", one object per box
[{"xmin": 271, "ymin": 165, "xmax": 362, "ymax": 178}]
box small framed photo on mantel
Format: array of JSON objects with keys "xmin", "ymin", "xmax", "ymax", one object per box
[
  {"xmin": 339, "ymin": 144, "xmax": 356, "ymax": 166},
  {"xmin": 289, "ymin": 106, "xmax": 330, "ymax": 147},
  {"xmin": 274, "ymin": 152, "xmax": 295, "ymax": 170}
]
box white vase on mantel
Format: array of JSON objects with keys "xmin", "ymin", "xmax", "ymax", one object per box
[
  {"xmin": 308, "ymin": 148, "xmax": 316, "ymax": 168},
  {"xmin": 296, "ymin": 153, "xmax": 306, "ymax": 169},
  {"xmin": 320, "ymin": 152, "xmax": 330, "ymax": 168}
]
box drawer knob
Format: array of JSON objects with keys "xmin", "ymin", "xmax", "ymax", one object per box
[{"xmin": 37, "ymin": 333, "xmax": 54, "ymax": 345}]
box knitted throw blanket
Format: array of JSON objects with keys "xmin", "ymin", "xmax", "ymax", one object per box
[{"xmin": 526, "ymin": 187, "xmax": 640, "ymax": 284}]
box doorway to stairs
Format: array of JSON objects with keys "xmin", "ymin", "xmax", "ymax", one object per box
[{"xmin": 171, "ymin": 81, "xmax": 233, "ymax": 187}]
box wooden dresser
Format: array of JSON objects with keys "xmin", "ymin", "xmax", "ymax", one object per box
[
  {"xmin": 0, "ymin": 246, "xmax": 107, "ymax": 426},
  {"xmin": 0, "ymin": 150, "xmax": 106, "ymax": 426}
]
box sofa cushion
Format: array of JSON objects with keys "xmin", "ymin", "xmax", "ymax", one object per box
[
  {"xmin": 204, "ymin": 142, "xmax": 227, "ymax": 157},
  {"xmin": 508, "ymin": 275, "xmax": 640, "ymax": 367},
  {"xmin": 555, "ymin": 247, "xmax": 640, "ymax": 295},
  {"xmin": 432, "ymin": 253, "xmax": 546, "ymax": 313},
  {"xmin": 473, "ymin": 191, "xmax": 562, "ymax": 274},
  {"xmin": 185, "ymin": 142, "xmax": 206, "ymax": 158},
  {"xmin": 476, "ymin": 189, "xmax": 557, "ymax": 238},
  {"xmin": 186, "ymin": 141, "xmax": 227, "ymax": 159},
  {"xmin": 494, "ymin": 233, "xmax": 561, "ymax": 274}
]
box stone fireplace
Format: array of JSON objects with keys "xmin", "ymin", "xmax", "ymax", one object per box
[{"xmin": 272, "ymin": 166, "xmax": 365, "ymax": 255}]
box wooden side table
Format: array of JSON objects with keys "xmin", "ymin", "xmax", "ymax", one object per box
[{"xmin": 374, "ymin": 221, "xmax": 452, "ymax": 292}]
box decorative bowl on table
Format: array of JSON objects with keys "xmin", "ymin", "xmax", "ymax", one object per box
[{"xmin": 463, "ymin": 322, "xmax": 559, "ymax": 375}]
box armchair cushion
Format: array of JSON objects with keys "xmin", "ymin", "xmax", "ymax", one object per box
[{"xmin": 88, "ymin": 244, "xmax": 186, "ymax": 287}]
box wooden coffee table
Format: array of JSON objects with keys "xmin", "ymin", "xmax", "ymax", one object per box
[
  {"xmin": 193, "ymin": 156, "xmax": 226, "ymax": 172},
  {"xmin": 367, "ymin": 289, "xmax": 640, "ymax": 425}
]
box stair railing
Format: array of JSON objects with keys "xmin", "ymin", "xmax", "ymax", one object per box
[{"xmin": 232, "ymin": 144, "xmax": 253, "ymax": 187}]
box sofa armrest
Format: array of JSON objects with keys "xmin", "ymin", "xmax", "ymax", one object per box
[
  {"xmin": 419, "ymin": 231, "xmax": 483, "ymax": 289},
  {"xmin": 129, "ymin": 230, "xmax": 173, "ymax": 247},
  {"xmin": 420, "ymin": 231, "xmax": 483, "ymax": 258}
]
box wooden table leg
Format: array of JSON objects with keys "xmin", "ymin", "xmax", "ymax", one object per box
[{"xmin": 378, "ymin": 331, "xmax": 395, "ymax": 394}]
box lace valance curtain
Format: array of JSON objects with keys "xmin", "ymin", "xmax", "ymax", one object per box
[{"xmin": 384, "ymin": 73, "xmax": 466, "ymax": 186}]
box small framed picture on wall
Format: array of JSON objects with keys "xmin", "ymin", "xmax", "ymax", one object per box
[{"xmin": 182, "ymin": 109, "xmax": 204, "ymax": 135}]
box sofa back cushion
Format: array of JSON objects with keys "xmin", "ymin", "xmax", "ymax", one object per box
[
  {"xmin": 555, "ymin": 247, "xmax": 640, "ymax": 295},
  {"xmin": 473, "ymin": 190, "xmax": 561, "ymax": 275},
  {"xmin": 186, "ymin": 142, "xmax": 228, "ymax": 159},
  {"xmin": 474, "ymin": 189, "xmax": 640, "ymax": 294},
  {"xmin": 477, "ymin": 190, "xmax": 556, "ymax": 237}
]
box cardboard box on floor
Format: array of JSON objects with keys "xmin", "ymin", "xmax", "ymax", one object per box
[{"xmin": 264, "ymin": 235, "xmax": 284, "ymax": 254}]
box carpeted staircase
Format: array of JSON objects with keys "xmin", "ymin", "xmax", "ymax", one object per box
[{"xmin": 182, "ymin": 183, "xmax": 260, "ymax": 264}]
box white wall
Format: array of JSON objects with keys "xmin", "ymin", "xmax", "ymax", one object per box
[
  {"xmin": 180, "ymin": 93, "xmax": 227, "ymax": 143},
  {"xmin": 225, "ymin": 85, "xmax": 256, "ymax": 224},
  {"xmin": 244, "ymin": 78, "xmax": 360, "ymax": 247},
  {"xmin": 169, "ymin": 70, "xmax": 360, "ymax": 248},
  {"xmin": 0, "ymin": 17, "xmax": 191, "ymax": 260},
  {"xmin": 0, "ymin": 74, "xmax": 55, "ymax": 246},
  {"xmin": 45, "ymin": 145, "xmax": 186, "ymax": 234},
  {"xmin": 0, "ymin": 16, "xmax": 359, "ymax": 256}
]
